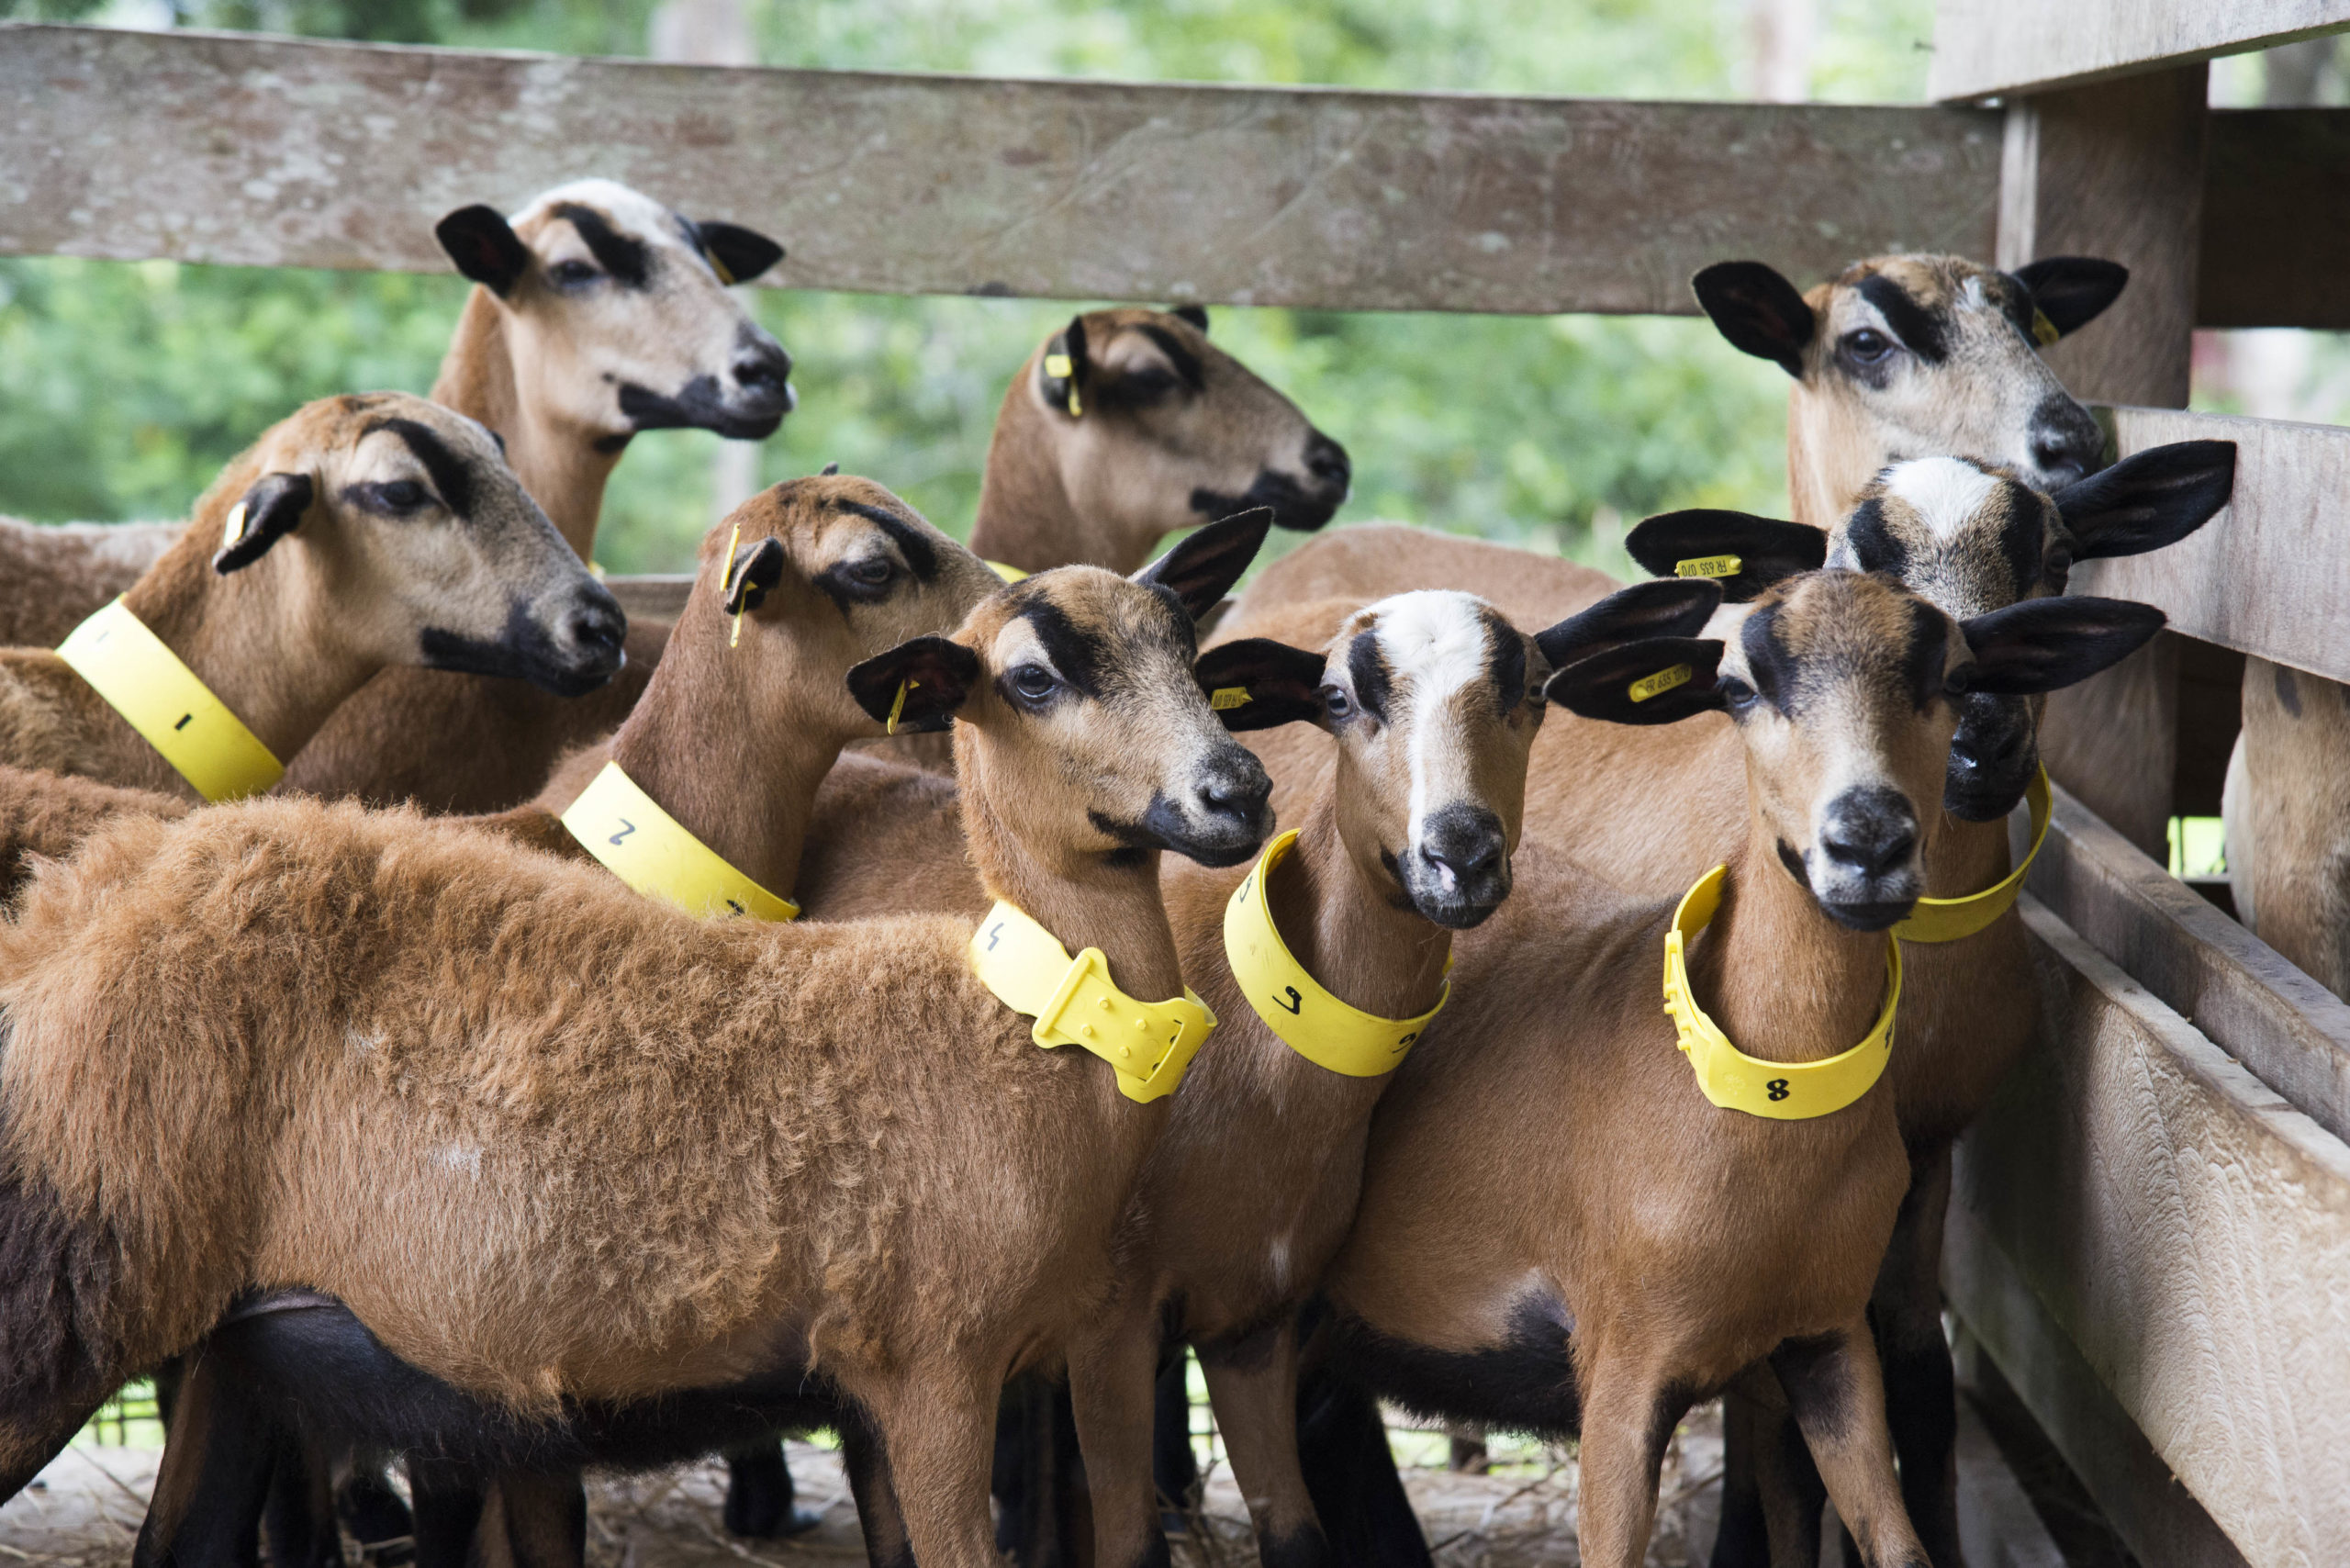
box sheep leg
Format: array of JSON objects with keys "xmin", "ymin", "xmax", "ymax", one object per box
[
  {"xmin": 1066, "ymin": 1317, "xmax": 1170, "ymax": 1568},
  {"xmin": 260, "ymin": 1425, "xmax": 344, "ymax": 1568},
  {"xmin": 1149, "ymin": 1350, "xmax": 1197, "ymax": 1531},
  {"xmin": 723, "ymin": 1439, "xmax": 821, "ymax": 1538},
  {"xmin": 1770, "ymin": 1325, "xmax": 1929, "ymax": 1568},
  {"xmin": 859, "ymin": 1372, "xmax": 1002, "ymax": 1568},
  {"xmin": 1874, "ymin": 1146, "xmax": 1960, "ymax": 1568},
  {"xmin": 1716, "ymin": 1362, "xmax": 1824, "ymax": 1568},
  {"xmin": 131, "ymin": 1346, "xmax": 271, "ymax": 1568},
  {"xmin": 840, "ymin": 1407, "xmax": 917, "ymax": 1568},
  {"xmin": 406, "ymin": 1460, "xmax": 489, "ymax": 1568},
  {"xmin": 1293, "ymin": 1363, "xmax": 1429, "ymax": 1568},
  {"xmin": 1199, "ymin": 1318, "xmax": 1330, "ymax": 1568},
  {"xmin": 470, "ymin": 1472, "xmax": 588, "ymax": 1568},
  {"xmin": 1570, "ymin": 1357, "xmax": 1693, "ymax": 1568}
]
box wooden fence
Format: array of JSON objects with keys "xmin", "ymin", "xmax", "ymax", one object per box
[{"xmin": 6, "ymin": 8, "xmax": 2350, "ymax": 1563}]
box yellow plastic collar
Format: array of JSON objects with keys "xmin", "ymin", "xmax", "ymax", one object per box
[
  {"xmin": 56, "ymin": 597, "xmax": 284, "ymax": 801},
  {"xmin": 1892, "ymin": 767, "xmax": 2051, "ymax": 944},
  {"xmin": 971, "ymin": 901, "xmax": 1214, "ymax": 1103},
  {"xmin": 985, "ymin": 560, "xmax": 1031, "ymax": 584},
  {"xmin": 561, "ymin": 761, "xmax": 800, "ymax": 921},
  {"xmin": 1224, "ymin": 831, "xmax": 1449, "ymax": 1076},
  {"xmin": 1662, "ymin": 866, "xmax": 1899, "ymax": 1120}
]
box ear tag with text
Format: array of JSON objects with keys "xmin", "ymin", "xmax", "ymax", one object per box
[
  {"xmin": 2031, "ymin": 308, "xmax": 2061, "ymax": 349},
  {"xmin": 1045, "ymin": 353, "xmax": 1082, "ymax": 417},
  {"xmin": 1629, "ymin": 664, "xmax": 1694, "ymax": 703},
  {"xmin": 888, "ymin": 678, "xmax": 918, "ymax": 734},
  {"xmin": 221, "ymin": 501, "xmax": 248, "ymax": 552},
  {"xmin": 1674, "ymin": 554, "xmax": 1742, "ymax": 579},
  {"xmin": 1210, "ymin": 687, "xmax": 1252, "ymax": 711}
]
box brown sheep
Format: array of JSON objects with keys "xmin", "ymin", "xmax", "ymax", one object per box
[
  {"xmin": 0, "ymin": 392, "xmax": 621, "ymax": 803},
  {"xmin": 0, "ymin": 514, "xmax": 1280, "ymax": 1568}
]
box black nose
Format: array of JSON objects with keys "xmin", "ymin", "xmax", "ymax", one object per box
[
  {"xmin": 1304, "ymin": 432, "xmax": 1351, "ymax": 493},
  {"xmin": 1416, "ymin": 802, "xmax": 1509, "ymax": 897},
  {"xmin": 565, "ymin": 588, "xmax": 627, "ymax": 662},
  {"xmin": 733, "ymin": 341, "xmax": 794, "ymax": 397},
  {"xmin": 2030, "ymin": 394, "xmax": 2102, "ymax": 482},
  {"xmin": 1819, "ymin": 787, "xmax": 1919, "ymax": 879},
  {"xmin": 1198, "ymin": 765, "xmax": 1272, "ymax": 827}
]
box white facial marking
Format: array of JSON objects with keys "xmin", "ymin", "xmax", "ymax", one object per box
[
  {"xmin": 1883, "ymin": 457, "xmax": 2000, "ymax": 544},
  {"xmin": 1365, "ymin": 590, "xmax": 1494, "ymax": 846},
  {"xmin": 517, "ymin": 177, "xmax": 690, "ymax": 261}
]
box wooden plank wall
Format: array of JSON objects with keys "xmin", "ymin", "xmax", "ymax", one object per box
[{"xmin": 1930, "ymin": 0, "xmax": 2350, "ymax": 101}]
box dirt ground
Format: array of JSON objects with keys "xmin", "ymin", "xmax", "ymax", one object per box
[{"xmin": 0, "ymin": 1406, "xmax": 1726, "ymax": 1568}]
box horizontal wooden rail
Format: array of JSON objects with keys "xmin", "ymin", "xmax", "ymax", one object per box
[
  {"xmin": 2069, "ymin": 406, "xmax": 2350, "ymax": 685},
  {"xmin": 1930, "ymin": 0, "xmax": 2350, "ymax": 103},
  {"xmin": 0, "ymin": 24, "xmax": 2001, "ymax": 317},
  {"xmin": 603, "ymin": 575, "xmax": 691, "ymax": 623},
  {"xmin": 1953, "ymin": 890, "xmax": 2350, "ymax": 1567}
]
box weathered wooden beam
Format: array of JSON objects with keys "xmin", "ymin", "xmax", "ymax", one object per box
[
  {"xmin": 0, "ymin": 23, "xmax": 2008, "ymax": 315},
  {"xmin": 603, "ymin": 575, "xmax": 691, "ymax": 623},
  {"xmin": 2067, "ymin": 406, "xmax": 2350, "ymax": 687},
  {"xmin": 2023, "ymin": 779, "xmax": 2350, "ymax": 1143},
  {"xmin": 2200, "ymin": 109, "xmax": 2350, "ymax": 330},
  {"xmin": 1953, "ymin": 895, "xmax": 2350, "ymax": 1566},
  {"xmin": 1930, "ymin": 0, "xmax": 2350, "ymax": 103}
]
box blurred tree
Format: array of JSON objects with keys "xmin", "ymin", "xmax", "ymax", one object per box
[{"xmin": 0, "ymin": 0, "xmax": 1943, "ymax": 573}]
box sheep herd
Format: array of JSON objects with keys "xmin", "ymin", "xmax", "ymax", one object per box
[{"xmin": 0, "ymin": 179, "xmax": 2238, "ymax": 1568}]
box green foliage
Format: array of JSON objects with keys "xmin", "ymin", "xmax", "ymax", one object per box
[{"xmin": 0, "ymin": 0, "xmax": 1936, "ymax": 573}]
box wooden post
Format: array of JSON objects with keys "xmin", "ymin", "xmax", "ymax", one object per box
[{"xmin": 2000, "ymin": 66, "xmax": 2210, "ymax": 859}]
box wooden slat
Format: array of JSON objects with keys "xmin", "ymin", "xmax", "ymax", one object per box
[
  {"xmin": 2068, "ymin": 407, "xmax": 2350, "ymax": 687},
  {"xmin": 0, "ymin": 24, "xmax": 2007, "ymax": 316},
  {"xmin": 2200, "ymin": 109, "xmax": 2350, "ymax": 330},
  {"xmin": 2023, "ymin": 779, "xmax": 2350, "ymax": 1145},
  {"xmin": 1946, "ymin": 1207, "xmax": 2249, "ymax": 1568},
  {"xmin": 603, "ymin": 575, "xmax": 691, "ymax": 623},
  {"xmin": 1953, "ymin": 894, "xmax": 2350, "ymax": 1568},
  {"xmin": 1930, "ymin": 0, "xmax": 2350, "ymax": 103}
]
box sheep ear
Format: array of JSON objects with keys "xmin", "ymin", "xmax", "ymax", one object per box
[
  {"xmin": 436, "ymin": 205, "xmax": 533, "ymax": 297},
  {"xmin": 696, "ymin": 219, "xmax": 785, "ymax": 286},
  {"xmin": 722, "ymin": 536, "xmax": 789, "ymax": 616},
  {"xmin": 1544, "ymin": 637, "xmax": 1727, "ymax": 726},
  {"xmin": 1955, "ymin": 598, "xmax": 2165, "ymax": 697},
  {"xmin": 2053, "ymin": 440, "xmax": 2235, "ymax": 562},
  {"xmin": 847, "ymin": 636, "xmax": 982, "ymax": 734},
  {"xmin": 1192, "ymin": 638, "xmax": 1326, "ymax": 732},
  {"xmin": 818, "ymin": 462, "xmax": 840, "ymax": 476},
  {"xmin": 1042, "ymin": 316, "xmax": 1091, "ymax": 416},
  {"xmin": 2012, "ymin": 257, "xmax": 2129, "ymax": 339},
  {"xmin": 1135, "ymin": 509, "xmax": 1273, "ymax": 623},
  {"xmin": 213, "ymin": 473, "xmax": 315, "ymax": 575},
  {"xmin": 1692, "ymin": 262, "xmax": 1815, "ymax": 377},
  {"xmin": 1534, "ymin": 579, "xmax": 1722, "ymax": 671},
  {"xmin": 1169, "ymin": 304, "xmax": 1210, "ymax": 332},
  {"xmin": 1625, "ymin": 510, "xmax": 1826, "ymax": 602}
]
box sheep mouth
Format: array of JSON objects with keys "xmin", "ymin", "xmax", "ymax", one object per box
[
  {"xmin": 420, "ymin": 602, "xmax": 627, "ymax": 699},
  {"xmin": 1192, "ymin": 472, "xmax": 1342, "ymax": 535},
  {"xmin": 619, "ymin": 376, "xmax": 792, "ymax": 441}
]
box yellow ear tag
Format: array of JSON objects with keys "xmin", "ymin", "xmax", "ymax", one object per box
[
  {"xmin": 887, "ymin": 678, "xmax": 918, "ymax": 735},
  {"xmin": 721, "ymin": 519, "xmax": 746, "ymax": 649},
  {"xmin": 1629, "ymin": 664, "xmax": 1694, "ymax": 703},
  {"xmin": 707, "ymin": 249, "xmax": 738, "ymax": 286},
  {"xmin": 221, "ymin": 501, "xmax": 248, "ymax": 551},
  {"xmin": 1210, "ymin": 687, "xmax": 1252, "ymax": 711},
  {"xmin": 2031, "ymin": 308, "xmax": 2061, "ymax": 349},
  {"xmin": 1044, "ymin": 353, "xmax": 1081, "ymax": 417},
  {"xmin": 1674, "ymin": 554, "xmax": 1742, "ymax": 579}
]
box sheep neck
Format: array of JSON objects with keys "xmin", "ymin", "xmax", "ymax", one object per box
[
  {"xmin": 601, "ymin": 599, "xmax": 835, "ymax": 904},
  {"xmin": 954, "ymin": 722, "xmax": 1187, "ymax": 1004},
  {"xmin": 1685, "ymin": 798, "xmax": 1890, "ymax": 1066},
  {"xmin": 115, "ymin": 517, "xmax": 384, "ymax": 767},
  {"xmin": 970, "ymin": 368, "xmax": 1146, "ymax": 576},
  {"xmin": 1268, "ymin": 788, "xmax": 1453, "ymax": 1027},
  {"xmin": 432, "ymin": 290, "xmax": 621, "ymax": 560}
]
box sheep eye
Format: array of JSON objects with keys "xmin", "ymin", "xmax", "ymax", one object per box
[
  {"xmin": 550, "ymin": 259, "xmax": 599, "ymax": 288},
  {"xmin": 364, "ymin": 480, "xmax": 430, "ymax": 514},
  {"xmin": 1123, "ymin": 367, "xmax": 1179, "ymax": 398},
  {"xmin": 1841, "ymin": 328, "xmax": 1893, "ymax": 366},
  {"xmin": 850, "ymin": 558, "xmax": 893, "ymax": 586},
  {"xmin": 1011, "ymin": 665, "xmax": 1058, "ymax": 703},
  {"xmin": 1322, "ymin": 686, "xmax": 1353, "ymax": 720},
  {"xmin": 1717, "ymin": 676, "xmax": 1758, "ymax": 711}
]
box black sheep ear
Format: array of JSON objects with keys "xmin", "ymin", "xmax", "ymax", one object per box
[
  {"xmin": 1041, "ymin": 315, "xmax": 1091, "ymax": 418},
  {"xmin": 1134, "ymin": 509, "xmax": 1273, "ymax": 623},
  {"xmin": 1192, "ymin": 638, "xmax": 1326, "ymax": 731},
  {"xmin": 696, "ymin": 219, "xmax": 785, "ymax": 285},
  {"xmin": 1533, "ymin": 579, "xmax": 1722, "ymax": 671},
  {"xmin": 2012, "ymin": 257, "xmax": 2129, "ymax": 340},
  {"xmin": 1955, "ymin": 598, "xmax": 2166, "ymax": 696},
  {"xmin": 1692, "ymin": 261, "xmax": 1816, "ymax": 377},
  {"xmin": 1625, "ymin": 510, "xmax": 1826, "ymax": 602},
  {"xmin": 818, "ymin": 462, "xmax": 840, "ymax": 476},
  {"xmin": 722, "ymin": 535, "xmax": 789, "ymax": 616},
  {"xmin": 846, "ymin": 635, "xmax": 982, "ymax": 734},
  {"xmin": 212, "ymin": 473, "xmax": 315, "ymax": 574},
  {"xmin": 436, "ymin": 205, "xmax": 533, "ymax": 297},
  {"xmin": 1169, "ymin": 304, "xmax": 1210, "ymax": 332},
  {"xmin": 2053, "ymin": 441, "xmax": 2236, "ymax": 562},
  {"xmin": 1543, "ymin": 637, "xmax": 1728, "ymax": 726}
]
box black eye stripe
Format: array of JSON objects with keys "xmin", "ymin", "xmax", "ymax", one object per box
[
  {"xmin": 1854, "ymin": 274, "xmax": 1949, "ymax": 364},
  {"xmin": 1347, "ymin": 631, "xmax": 1393, "ymax": 722},
  {"xmin": 550, "ymin": 203, "xmax": 651, "ymax": 288},
  {"xmin": 841, "ymin": 504, "xmax": 938, "ymax": 581},
  {"xmin": 1133, "ymin": 325, "xmax": 1205, "ymax": 390},
  {"xmin": 1013, "ymin": 598, "xmax": 1107, "ymax": 699},
  {"xmin": 361, "ymin": 418, "xmax": 473, "ymax": 518}
]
